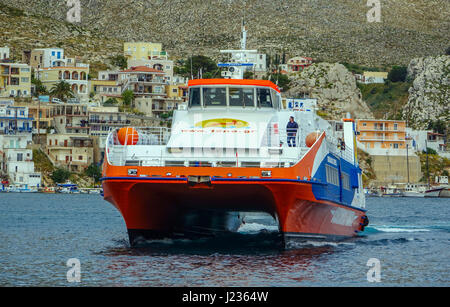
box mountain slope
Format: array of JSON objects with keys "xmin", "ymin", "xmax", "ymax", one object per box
[{"xmin": 1, "ymin": 0, "xmax": 449, "ymax": 65}]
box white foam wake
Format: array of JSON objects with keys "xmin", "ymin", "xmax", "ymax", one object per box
[
  {"xmin": 372, "ymin": 226, "xmax": 431, "ymax": 233},
  {"xmin": 237, "ymin": 222, "xmax": 279, "ymax": 233}
]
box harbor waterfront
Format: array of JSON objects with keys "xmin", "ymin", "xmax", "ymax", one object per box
[{"xmin": 0, "ymin": 193, "xmax": 448, "ymax": 286}]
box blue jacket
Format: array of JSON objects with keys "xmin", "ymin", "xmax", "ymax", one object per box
[{"xmin": 286, "ymin": 121, "xmax": 298, "ymax": 136}]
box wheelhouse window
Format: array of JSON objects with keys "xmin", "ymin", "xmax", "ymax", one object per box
[
  {"xmin": 229, "ymin": 87, "xmax": 254, "ymax": 107},
  {"xmin": 203, "ymin": 87, "xmax": 226, "ymax": 107},
  {"xmin": 189, "ymin": 87, "xmax": 201, "ymax": 107},
  {"xmin": 257, "ymin": 88, "xmax": 272, "ymax": 108}
]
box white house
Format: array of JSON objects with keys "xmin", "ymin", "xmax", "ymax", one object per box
[{"xmin": 0, "ymin": 46, "xmax": 10, "ymax": 61}]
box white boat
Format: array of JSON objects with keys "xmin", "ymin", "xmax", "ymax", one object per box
[
  {"xmin": 402, "ymin": 190, "xmax": 425, "ymax": 198},
  {"xmin": 401, "ymin": 183, "xmax": 427, "ymax": 198},
  {"xmin": 88, "ymin": 188, "xmax": 102, "ymax": 194},
  {"xmin": 424, "ymin": 186, "xmax": 450, "ymax": 198},
  {"xmin": 5, "ymin": 185, "xmax": 38, "ymax": 193},
  {"xmin": 56, "ymin": 182, "xmax": 80, "ymax": 194}
]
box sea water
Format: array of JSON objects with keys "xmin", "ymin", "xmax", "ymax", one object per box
[{"xmin": 0, "ymin": 193, "xmax": 448, "ymax": 286}]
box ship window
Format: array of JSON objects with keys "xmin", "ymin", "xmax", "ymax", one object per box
[
  {"xmin": 229, "ymin": 87, "xmax": 254, "ymax": 107},
  {"xmin": 203, "ymin": 87, "xmax": 226, "ymax": 107},
  {"xmin": 342, "ymin": 172, "xmax": 350, "ymax": 190},
  {"xmin": 189, "ymin": 87, "xmax": 201, "ymax": 107},
  {"xmin": 257, "ymin": 88, "xmax": 272, "ymax": 108},
  {"xmin": 325, "ymin": 165, "xmax": 340, "ymax": 186}
]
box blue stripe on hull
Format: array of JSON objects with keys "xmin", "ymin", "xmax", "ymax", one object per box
[{"xmin": 311, "ymin": 153, "xmax": 362, "ymax": 208}]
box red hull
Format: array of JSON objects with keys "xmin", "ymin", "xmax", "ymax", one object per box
[{"xmin": 102, "ymin": 177, "xmax": 367, "ymax": 245}]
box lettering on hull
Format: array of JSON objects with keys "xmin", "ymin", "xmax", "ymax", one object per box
[{"xmin": 330, "ymin": 207, "xmax": 357, "ymax": 227}]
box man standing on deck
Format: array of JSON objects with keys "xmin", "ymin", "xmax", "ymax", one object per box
[{"xmin": 286, "ymin": 116, "xmax": 299, "ymax": 147}]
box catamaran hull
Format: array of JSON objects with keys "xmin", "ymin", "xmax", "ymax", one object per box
[{"xmin": 102, "ymin": 177, "xmax": 367, "ymax": 246}]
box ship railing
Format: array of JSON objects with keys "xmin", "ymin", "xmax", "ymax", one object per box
[
  {"xmin": 106, "ymin": 127, "xmax": 171, "ymax": 166},
  {"xmin": 327, "ymin": 138, "xmax": 355, "ymax": 163},
  {"xmin": 109, "ymin": 153, "xmax": 304, "ymax": 168},
  {"xmin": 109, "ymin": 126, "xmax": 171, "ymax": 146},
  {"xmin": 263, "ymin": 127, "xmax": 304, "ymax": 148},
  {"xmin": 106, "ymin": 126, "xmax": 311, "ymax": 167}
]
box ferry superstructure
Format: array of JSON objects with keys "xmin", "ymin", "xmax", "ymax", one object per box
[
  {"xmin": 101, "ymin": 24, "xmax": 368, "ymax": 246},
  {"xmin": 102, "ymin": 77, "xmax": 368, "ymax": 245}
]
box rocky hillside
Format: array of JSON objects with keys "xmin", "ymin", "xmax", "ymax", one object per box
[
  {"xmin": 1, "ymin": 0, "xmax": 449, "ymax": 65},
  {"xmin": 0, "ymin": 4, "xmax": 122, "ymax": 64},
  {"xmin": 402, "ymin": 55, "xmax": 450, "ymax": 129},
  {"xmin": 286, "ymin": 63, "xmax": 373, "ymax": 120}
]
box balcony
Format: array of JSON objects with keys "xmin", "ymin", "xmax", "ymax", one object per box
[
  {"xmin": 47, "ymin": 140, "xmax": 93, "ymax": 148},
  {"xmin": 0, "ymin": 128, "xmax": 33, "ymax": 135},
  {"xmin": 89, "ymin": 119, "xmax": 130, "ymax": 125},
  {"xmin": 128, "ymin": 77, "xmax": 166, "ymax": 84},
  {"xmin": 358, "ymin": 127, "xmax": 405, "ymax": 132},
  {"xmin": 358, "ymin": 136, "xmax": 406, "ymax": 142}
]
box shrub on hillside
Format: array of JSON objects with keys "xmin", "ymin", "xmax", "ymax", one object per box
[
  {"xmin": 388, "ymin": 66, "xmax": 407, "ymax": 82},
  {"xmin": 51, "ymin": 168, "xmax": 71, "ymax": 183}
]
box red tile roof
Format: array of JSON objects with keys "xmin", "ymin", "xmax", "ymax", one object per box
[{"xmin": 121, "ymin": 66, "xmax": 164, "ymax": 73}]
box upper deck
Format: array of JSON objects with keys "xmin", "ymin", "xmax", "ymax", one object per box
[{"xmin": 105, "ymin": 79, "xmax": 356, "ymax": 168}]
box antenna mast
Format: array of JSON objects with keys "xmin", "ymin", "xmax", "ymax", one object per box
[{"xmin": 218, "ymin": 19, "xmax": 257, "ymax": 79}]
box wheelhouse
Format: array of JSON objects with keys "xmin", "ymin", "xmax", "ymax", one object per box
[{"xmin": 187, "ymin": 79, "xmax": 282, "ymax": 110}]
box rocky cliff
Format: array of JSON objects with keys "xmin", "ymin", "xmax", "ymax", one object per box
[
  {"xmin": 286, "ymin": 63, "xmax": 373, "ymax": 120},
  {"xmin": 402, "ymin": 55, "xmax": 450, "ymax": 129},
  {"xmin": 1, "ymin": 0, "xmax": 449, "ymax": 66}
]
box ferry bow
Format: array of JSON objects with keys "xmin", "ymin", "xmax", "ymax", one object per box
[{"xmin": 101, "ymin": 78, "xmax": 368, "ymax": 246}]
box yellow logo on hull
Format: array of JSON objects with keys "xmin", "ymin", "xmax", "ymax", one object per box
[{"xmin": 195, "ymin": 118, "xmax": 250, "ymax": 129}]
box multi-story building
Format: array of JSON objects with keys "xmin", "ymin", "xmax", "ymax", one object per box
[
  {"xmin": 356, "ymin": 119, "xmax": 408, "ymax": 154},
  {"xmin": 0, "ymin": 133, "xmax": 42, "ymax": 189},
  {"xmin": 90, "ymin": 70, "xmax": 122, "ymax": 102},
  {"xmin": 37, "ymin": 63, "xmax": 90, "ymax": 99},
  {"xmin": 0, "ymin": 62, "xmax": 32, "ymax": 98},
  {"xmin": 53, "ymin": 104, "xmax": 89, "ymax": 135},
  {"xmin": 427, "ymin": 132, "xmax": 449, "ymax": 158},
  {"xmin": 285, "ymin": 56, "xmax": 313, "ymax": 73},
  {"xmin": 13, "ymin": 101, "xmax": 56, "ymax": 135},
  {"xmin": 88, "ymin": 106, "xmax": 129, "ymax": 163},
  {"xmin": 124, "ymin": 42, "xmax": 167, "ymax": 62},
  {"xmin": 356, "ymin": 119, "xmax": 421, "ymax": 184},
  {"xmin": 119, "ymin": 66, "xmax": 167, "ymax": 95},
  {"xmin": 0, "ymin": 103, "xmax": 41, "ymax": 189},
  {"xmin": 27, "ymin": 48, "xmax": 65, "ymax": 69},
  {"xmin": 45, "ymin": 134, "xmax": 94, "ymax": 172},
  {"xmin": 128, "ymin": 58, "xmax": 174, "ymax": 83},
  {"xmin": 0, "ymin": 103, "xmax": 33, "ymax": 134}
]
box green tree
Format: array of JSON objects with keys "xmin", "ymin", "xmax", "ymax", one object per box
[
  {"xmin": 110, "ymin": 55, "xmax": 128, "ymax": 70},
  {"xmin": 50, "ymin": 81, "xmax": 74, "ymax": 101},
  {"xmin": 85, "ymin": 163, "xmax": 102, "ymax": 182},
  {"xmin": 388, "ymin": 66, "xmax": 407, "ymax": 82},
  {"xmin": 104, "ymin": 98, "xmax": 118, "ymax": 105},
  {"xmin": 31, "ymin": 76, "xmax": 48, "ymax": 97},
  {"xmin": 243, "ymin": 71, "xmax": 254, "ymax": 79},
  {"xmin": 269, "ymin": 73, "xmax": 291, "ymax": 91},
  {"xmin": 177, "ymin": 55, "xmax": 218, "ymax": 78},
  {"xmin": 427, "ymin": 119, "xmax": 447, "ymax": 135},
  {"xmin": 446, "ymin": 46, "xmax": 450, "ymax": 55},
  {"xmin": 423, "ymin": 147, "xmax": 438, "ymax": 155},
  {"xmin": 121, "ymin": 89, "xmax": 134, "ymax": 107},
  {"xmin": 51, "ymin": 168, "xmax": 71, "ymax": 183}
]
